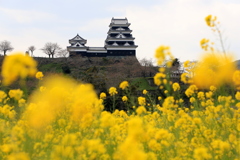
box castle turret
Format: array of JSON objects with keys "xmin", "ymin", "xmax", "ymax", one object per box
[
  {"xmin": 67, "ymin": 34, "xmax": 88, "ymax": 56},
  {"xmin": 105, "ymin": 18, "xmax": 138, "ymax": 56}
]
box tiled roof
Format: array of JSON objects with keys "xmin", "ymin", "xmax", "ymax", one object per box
[
  {"xmin": 70, "ymin": 34, "xmax": 86, "ymax": 41},
  {"xmin": 111, "ymin": 18, "xmax": 128, "ymax": 24},
  {"xmin": 88, "ymin": 47, "xmax": 106, "ymax": 51}
]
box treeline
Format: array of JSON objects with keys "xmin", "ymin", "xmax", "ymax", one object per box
[{"xmin": 0, "ymin": 40, "xmax": 68, "ymax": 58}]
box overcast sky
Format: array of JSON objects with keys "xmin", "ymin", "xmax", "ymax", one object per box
[{"xmin": 0, "ymin": 0, "xmax": 239, "ymax": 62}]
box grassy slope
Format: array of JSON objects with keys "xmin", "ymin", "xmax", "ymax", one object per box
[{"xmin": 130, "ymin": 77, "xmax": 156, "ymax": 91}]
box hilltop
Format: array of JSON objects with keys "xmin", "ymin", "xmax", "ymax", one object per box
[{"xmin": 33, "ymin": 56, "xmax": 158, "ymax": 93}]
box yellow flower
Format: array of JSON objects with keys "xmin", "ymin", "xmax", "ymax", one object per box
[
  {"xmin": 100, "ymin": 111, "xmax": 115, "ymax": 127},
  {"xmin": 138, "ymin": 96, "xmax": 146, "ymax": 106},
  {"xmin": 183, "ymin": 60, "xmax": 190, "ymax": 68},
  {"xmin": 0, "ymin": 91, "xmax": 7, "ymax": 102},
  {"xmin": 194, "ymin": 147, "xmax": 212, "ymax": 160},
  {"xmin": 143, "ymin": 90, "xmax": 148, "ymax": 95},
  {"xmin": 119, "ymin": 81, "xmax": 129, "ymax": 90},
  {"xmin": 1, "ymin": 53, "xmax": 37, "ymax": 85},
  {"xmin": 193, "ymin": 118, "xmax": 202, "ymax": 124},
  {"xmin": 163, "ymin": 79, "xmax": 167, "ymax": 84},
  {"xmin": 1, "ymin": 144, "xmax": 14, "ymax": 153},
  {"xmin": 205, "ymin": 91, "xmax": 213, "ymax": 98},
  {"xmin": 235, "ymin": 92, "xmax": 240, "ymax": 100},
  {"xmin": 209, "ymin": 85, "xmax": 217, "ymax": 92},
  {"xmin": 154, "ymin": 72, "xmax": 166, "ymax": 86},
  {"xmin": 35, "ymin": 71, "xmax": 44, "ymax": 80},
  {"xmin": 159, "ymin": 67, "xmax": 165, "ymax": 73},
  {"xmin": 100, "ymin": 92, "xmax": 106, "ymax": 99},
  {"xmin": 164, "ymin": 90, "xmax": 168, "ymax": 94},
  {"xmin": 155, "ymin": 129, "xmax": 170, "ymax": 140},
  {"xmin": 229, "ymin": 134, "xmax": 236, "ymax": 143},
  {"xmin": 109, "ymin": 87, "xmax": 118, "ymax": 96},
  {"xmin": 136, "ymin": 106, "xmax": 146, "ymax": 115},
  {"xmin": 58, "ymin": 118, "xmax": 66, "ymax": 127},
  {"xmin": 185, "ymin": 85, "xmax": 198, "ymax": 97},
  {"xmin": 25, "ymin": 75, "xmax": 103, "ymax": 130},
  {"xmin": 9, "ymin": 89, "xmax": 23, "ymax": 100},
  {"xmin": 18, "ymin": 98, "xmax": 26, "ymax": 107},
  {"xmin": 197, "ymin": 91, "xmax": 205, "ymax": 101},
  {"xmin": 205, "ymin": 14, "xmax": 217, "ymax": 27},
  {"xmin": 155, "ymin": 45, "xmax": 174, "ymax": 66},
  {"xmin": 148, "ymin": 139, "xmax": 161, "ymax": 151},
  {"xmin": 39, "ymin": 86, "xmax": 46, "ymax": 92},
  {"xmin": 122, "ymin": 96, "xmax": 128, "ymax": 102},
  {"xmin": 200, "ymin": 38, "xmax": 210, "ymax": 51},
  {"xmin": 181, "ymin": 72, "xmax": 192, "ymax": 84},
  {"xmin": 190, "ymin": 97, "xmax": 196, "ymax": 103},
  {"xmin": 233, "ymin": 70, "xmax": 240, "ymax": 89},
  {"xmin": 172, "ymin": 82, "xmax": 180, "ymax": 91},
  {"xmin": 205, "ymin": 15, "xmax": 212, "ymax": 26},
  {"xmin": 7, "ymin": 152, "xmax": 30, "ymax": 160},
  {"xmin": 193, "ymin": 53, "xmax": 236, "ymax": 89},
  {"xmin": 178, "ymin": 98, "xmax": 184, "ymax": 104}
]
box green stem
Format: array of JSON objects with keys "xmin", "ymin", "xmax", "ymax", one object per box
[
  {"xmin": 214, "ymin": 23, "xmax": 226, "ymax": 57},
  {"xmin": 112, "ymin": 95, "xmax": 115, "ymax": 112}
]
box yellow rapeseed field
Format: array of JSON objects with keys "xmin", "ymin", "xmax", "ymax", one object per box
[{"xmin": 0, "ymin": 15, "xmax": 239, "ymax": 160}]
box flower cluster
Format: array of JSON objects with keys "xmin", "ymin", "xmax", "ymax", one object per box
[
  {"xmin": 35, "ymin": 71, "xmax": 44, "ymax": 80},
  {"xmin": 1, "ymin": 53, "xmax": 37, "ymax": 85},
  {"xmin": 205, "ymin": 15, "xmax": 217, "ymax": 27},
  {"xmin": 109, "ymin": 87, "xmax": 118, "ymax": 96},
  {"xmin": 155, "ymin": 45, "xmax": 174, "ymax": 67},
  {"xmin": 193, "ymin": 53, "xmax": 236, "ymax": 89},
  {"xmin": 119, "ymin": 81, "xmax": 129, "ymax": 90},
  {"xmin": 200, "ymin": 38, "xmax": 214, "ymax": 51}
]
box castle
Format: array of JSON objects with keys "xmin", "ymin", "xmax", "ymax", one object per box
[{"xmin": 67, "ymin": 18, "xmax": 138, "ymax": 57}]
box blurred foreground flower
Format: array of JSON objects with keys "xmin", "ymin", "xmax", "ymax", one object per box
[
  {"xmin": 1, "ymin": 53, "xmax": 37, "ymax": 85},
  {"xmin": 193, "ymin": 53, "xmax": 236, "ymax": 89},
  {"xmin": 23, "ymin": 75, "xmax": 103, "ymax": 130},
  {"xmin": 233, "ymin": 70, "xmax": 240, "ymax": 90}
]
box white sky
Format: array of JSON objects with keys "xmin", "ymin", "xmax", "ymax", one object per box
[{"xmin": 0, "ymin": 0, "xmax": 239, "ymax": 62}]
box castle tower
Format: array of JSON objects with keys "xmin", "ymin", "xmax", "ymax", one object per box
[{"xmin": 105, "ymin": 18, "xmax": 138, "ymax": 56}]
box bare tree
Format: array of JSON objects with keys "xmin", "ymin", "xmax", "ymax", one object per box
[
  {"xmin": 41, "ymin": 42, "xmax": 61, "ymax": 58},
  {"xmin": 56, "ymin": 49, "xmax": 69, "ymax": 58},
  {"xmin": 0, "ymin": 40, "xmax": 14, "ymax": 56},
  {"xmin": 28, "ymin": 45, "xmax": 36, "ymax": 57}
]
